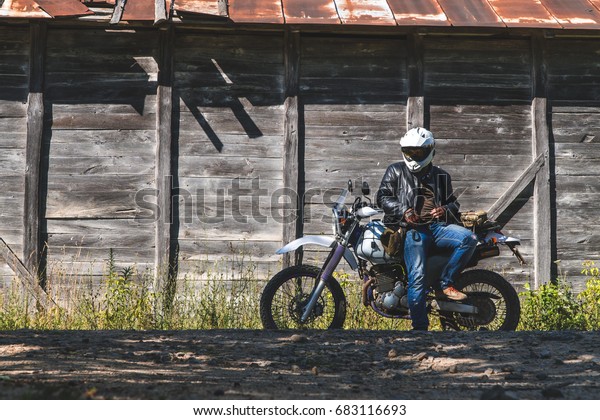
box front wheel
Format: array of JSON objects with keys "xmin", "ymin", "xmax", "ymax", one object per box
[
  {"xmin": 260, "ymin": 265, "xmax": 347, "ymax": 330},
  {"xmin": 439, "ymin": 269, "xmax": 521, "ymax": 331}
]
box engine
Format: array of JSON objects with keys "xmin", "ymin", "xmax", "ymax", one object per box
[{"xmin": 371, "ymin": 265, "xmax": 409, "ymax": 313}]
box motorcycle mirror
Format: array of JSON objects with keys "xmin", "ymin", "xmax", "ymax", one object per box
[
  {"xmin": 362, "ymin": 181, "xmax": 370, "ymax": 196},
  {"xmin": 347, "ymin": 179, "xmax": 353, "ymax": 193}
]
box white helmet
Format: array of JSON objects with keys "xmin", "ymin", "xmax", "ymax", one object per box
[{"xmin": 399, "ymin": 127, "xmax": 435, "ymax": 172}]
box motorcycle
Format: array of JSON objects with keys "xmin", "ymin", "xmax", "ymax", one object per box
[{"xmin": 260, "ymin": 180, "xmax": 522, "ymax": 331}]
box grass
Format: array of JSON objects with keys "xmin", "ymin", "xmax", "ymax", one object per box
[{"xmin": 1, "ymin": 251, "xmax": 599, "ymax": 331}]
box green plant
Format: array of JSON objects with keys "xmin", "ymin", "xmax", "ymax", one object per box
[
  {"xmin": 518, "ymin": 279, "xmax": 586, "ymax": 331},
  {"xmin": 579, "ymin": 260, "xmax": 600, "ymax": 330}
]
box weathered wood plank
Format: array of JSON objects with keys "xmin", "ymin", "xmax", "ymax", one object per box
[
  {"xmin": 46, "ymin": 246, "xmax": 154, "ymax": 263},
  {"xmin": 46, "ymin": 190, "xmax": 153, "ymax": 219},
  {"xmin": 487, "ymin": 152, "xmax": 546, "ymax": 221},
  {"xmin": 304, "ymin": 110, "xmax": 405, "ymax": 126},
  {"xmin": 46, "ymin": 174, "xmax": 153, "ymax": 191},
  {"xmin": 24, "ymin": 23, "xmax": 46, "ymax": 278},
  {"xmin": 0, "ymin": 238, "xmax": 56, "ymax": 310},
  {"xmin": 178, "ymin": 135, "xmax": 283, "ymax": 158},
  {"xmin": 177, "ymin": 239, "xmax": 281, "ymax": 261},
  {"xmin": 48, "ymin": 113, "xmax": 156, "ymax": 130},
  {"xmin": 555, "ymin": 175, "xmax": 600, "ymax": 193},
  {"xmin": 0, "ymin": 117, "xmax": 30, "ymax": 133},
  {"xmin": 532, "ymin": 35, "xmax": 553, "ymax": 288},
  {"xmin": 551, "ymin": 111, "xmax": 600, "ymax": 143},
  {"xmin": 282, "ymin": 30, "xmax": 300, "ymax": 267},
  {"xmin": 48, "ymin": 232, "xmax": 155, "ymax": 249},
  {"xmin": 178, "ymin": 156, "xmax": 283, "ymax": 179},
  {"xmin": 45, "ymin": 156, "xmax": 155, "ymax": 175},
  {"xmin": 176, "ymin": 33, "xmax": 284, "ymax": 64},
  {"xmin": 155, "ymin": 27, "xmax": 174, "ymax": 279},
  {"xmin": 178, "ymin": 110, "xmax": 283, "ymax": 137}
]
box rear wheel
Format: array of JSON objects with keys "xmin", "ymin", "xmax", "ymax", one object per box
[
  {"xmin": 260, "ymin": 265, "xmax": 347, "ymax": 330},
  {"xmin": 439, "ymin": 269, "xmax": 520, "ymax": 331}
]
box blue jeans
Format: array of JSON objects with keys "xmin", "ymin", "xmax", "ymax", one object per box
[{"xmin": 403, "ymin": 223, "xmax": 478, "ymax": 330}]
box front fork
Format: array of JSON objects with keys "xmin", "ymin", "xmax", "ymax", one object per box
[{"xmin": 300, "ymin": 243, "xmax": 346, "ymax": 323}]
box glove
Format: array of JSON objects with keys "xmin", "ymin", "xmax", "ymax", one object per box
[{"xmin": 404, "ymin": 208, "xmax": 420, "ymax": 225}]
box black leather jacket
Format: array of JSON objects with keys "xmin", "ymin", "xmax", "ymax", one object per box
[{"xmin": 376, "ymin": 162, "xmax": 461, "ymax": 228}]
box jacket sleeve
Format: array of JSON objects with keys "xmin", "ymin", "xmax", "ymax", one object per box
[{"xmin": 376, "ymin": 164, "xmax": 409, "ymax": 218}]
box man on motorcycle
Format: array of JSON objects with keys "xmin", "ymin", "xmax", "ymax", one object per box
[{"xmin": 376, "ymin": 127, "xmax": 478, "ymax": 331}]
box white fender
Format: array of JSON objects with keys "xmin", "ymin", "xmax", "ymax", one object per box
[
  {"xmin": 276, "ymin": 235, "xmax": 359, "ymax": 270},
  {"xmin": 276, "ymin": 235, "xmax": 336, "ymax": 254}
]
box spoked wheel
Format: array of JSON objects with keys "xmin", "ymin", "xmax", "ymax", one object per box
[
  {"xmin": 439, "ymin": 269, "xmax": 520, "ymax": 331},
  {"xmin": 260, "ymin": 265, "xmax": 347, "ymax": 330}
]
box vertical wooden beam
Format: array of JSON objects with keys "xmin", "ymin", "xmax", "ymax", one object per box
[
  {"xmin": 407, "ymin": 32, "xmax": 424, "ymax": 130},
  {"xmin": 532, "ymin": 33, "xmax": 552, "ymax": 288},
  {"xmin": 24, "ymin": 23, "xmax": 46, "ymax": 281},
  {"xmin": 154, "ymin": 0, "xmax": 168, "ymax": 25},
  {"xmin": 155, "ymin": 26, "xmax": 174, "ymax": 286},
  {"xmin": 282, "ymin": 30, "xmax": 301, "ymax": 267}
]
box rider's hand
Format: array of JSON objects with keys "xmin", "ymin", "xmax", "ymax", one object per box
[
  {"xmin": 430, "ymin": 206, "xmax": 446, "ymax": 219},
  {"xmin": 404, "ymin": 208, "xmax": 420, "ymax": 225}
]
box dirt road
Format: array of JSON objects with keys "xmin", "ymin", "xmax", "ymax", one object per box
[{"xmin": 1, "ymin": 329, "xmax": 599, "ymax": 400}]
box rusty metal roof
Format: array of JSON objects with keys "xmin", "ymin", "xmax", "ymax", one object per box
[
  {"xmin": 1, "ymin": 0, "xmax": 600, "ymax": 30},
  {"xmin": 541, "ymin": 0, "xmax": 600, "ymax": 29},
  {"xmin": 121, "ymin": 0, "xmax": 157, "ymax": 21},
  {"xmin": 36, "ymin": 0, "xmax": 92, "ymax": 17},
  {"xmin": 282, "ymin": 0, "xmax": 340, "ymax": 24},
  {"xmin": 487, "ymin": 0, "xmax": 561, "ymax": 28},
  {"xmin": 228, "ymin": 0, "xmax": 285, "ymax": 24},
  {"xmin": 0, "ymin": 0, "xmax": 51, "ymax": 18},
  {"xmin": 175, "ymin": 0, "xmax": 227, "ymax": 17},
  {"xmin": 437, "ymin": 0, "xmax": 504, "ymax": 27},
  {"xmin": 335, "ymin": 0, "xmax": 396, "ymax": 26},
  {"xmin": 387, "ymin": 0, "xmax": 449, "ymax": 26}
]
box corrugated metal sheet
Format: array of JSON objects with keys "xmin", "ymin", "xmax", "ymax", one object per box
[
  {"xmin": 541, "ymin": 0, "xmax": 600, "ymax": 29},
  {"xmin": 334, "ymin": 0, "xmax": 396, "ymax": 26},
  {"xmin": 283, "ymin": 0, "xmax": 340, "ymax": 24},
  {"xmin": 386, "ymin": 0, "xmax": 450, "ymax": 26},
  {"xmin": 36, "ymin": 0, "xmax": 91, "ymax": 17},
  {"xmin": 0, "ymin": 0, "xmax": 50, "ymax": 18},
  {"xmin": 487, "ymin": 0, "xmax": 562, "ymax": 28},
  {"xmin": 228, "ymin": 0, "xmax": 285, "ymax": 24},
  {"xmin": 121, "ymin": 0, "xmax": 155, "ymax": 21},
  {"xmin": 175, "ymin": 0, "xmax": 227, "ymax": 17},
  {"xmin": 437, "ymin": 0, "xmax": 505, "ymax": 27},
  {"xmin": 2, "ymin": 0, "xmax": 600, "ymax": 29}
]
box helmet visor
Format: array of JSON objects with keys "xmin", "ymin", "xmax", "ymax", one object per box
[{"xmin": 402, "ymin": 146, "xmax": 432, "ymax": 162}]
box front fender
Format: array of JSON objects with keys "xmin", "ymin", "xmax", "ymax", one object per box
[
  {"xmin": 276, "ymin": 235, "xmax": 336, "ymax": 254},
  {"xmin": 276, "ymin": 235, "xmax": 359, "ymax": 271}
]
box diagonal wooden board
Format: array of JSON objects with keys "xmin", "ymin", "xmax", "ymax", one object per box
[
  {"xmin": 0, "ymin": 238, "xmax": 57, "ymax": 311},
  {"xmin": 487, "ymin": 152, "xmax": 546, "ymax": 222}
]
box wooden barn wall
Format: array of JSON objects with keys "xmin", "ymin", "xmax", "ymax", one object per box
[
  {"xmin": 0, "ymin": 27, "xmax": 29, "ymax": 287},
  {"xmin": 301, "ymin": 35, "xmax": 408, "ymax": 266},
  {"xmin": 173, "ymin": 32, "xmax": 285, "ymax": 279},
  {"xmin": 425, "ymin": 37, "xmax": 534, "ymax": 288},
  {"xmin": 43, "ymin": 28, "xmax": 158, "ymax": 280},
  {"xmin": 3, "ymin": 23, "xmax": 600, "ymax": 293},
  {"xmin": 547, "ymin": 39, "xmax": 600, "ymax": 289}
]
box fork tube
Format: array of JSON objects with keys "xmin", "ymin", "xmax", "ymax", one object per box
[{"xmin": 300, "ymin": 243, "xmax": 346, "ymax": 323}]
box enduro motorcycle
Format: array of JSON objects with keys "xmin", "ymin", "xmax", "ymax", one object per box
[{"xmin": 260, "ymin": 180, "xmax": 522, "ymax": 331}]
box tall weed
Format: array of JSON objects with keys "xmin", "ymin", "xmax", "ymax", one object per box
[{"xmin": 518, "ymin": 260, "xmax": 600, "ymax": 331}]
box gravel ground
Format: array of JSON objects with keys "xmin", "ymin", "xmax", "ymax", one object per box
[{"xmin": 0, "ymin": 329, "xmax": 599, "ymax": 400}]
